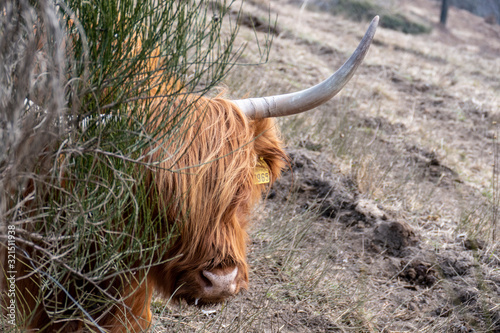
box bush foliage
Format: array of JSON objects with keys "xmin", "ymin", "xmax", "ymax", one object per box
[
  {"xmin": 308, "ymin": 0, "xmax": 431, "ymax": 35},
  {"xmin": 1, "ymin": 0, "xmax": 269, "ymax": 329}
]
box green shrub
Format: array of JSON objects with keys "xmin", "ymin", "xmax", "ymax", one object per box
[
  {"xmin": 335, "ymin": 0, "xmax": 380, "ymax": 22},
  {"xmin": 322, "ymin": 0, "xmax": 432, "ymax": 35},
  {"xmin": 1, "ymin": 0, "xmax": 271, "ymax": 329},
  {"xmin": 381, "ymin": 13, "xmax": 432, "ymax": 34}
]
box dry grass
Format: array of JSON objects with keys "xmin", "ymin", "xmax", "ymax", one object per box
[
  {"xmin": 149, "ymin": 0, "xmax": 500, "ymax": 331},
  {"xmin": 4, "ymin": 0, "xmax": 493, "ymax": 331}
]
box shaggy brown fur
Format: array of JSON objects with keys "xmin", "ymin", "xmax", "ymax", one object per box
[
  {"xmin": 3, "ymin": 22, "xmax": 287, "ymax": 329},
  {"xmin": 8, "ymin": 93, "xmax": 287, "ymax": 332},
  {"xmin": 148, "ymin": 95, "xmax": 287, "ymax": 305}
]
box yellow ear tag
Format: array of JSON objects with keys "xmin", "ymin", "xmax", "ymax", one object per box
[{"xmin": 255, "ymin": 157, "xmax": 270, "ymax": 184}]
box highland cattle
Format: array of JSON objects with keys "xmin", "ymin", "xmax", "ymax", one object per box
[{"xmin": 2, "ymin": 15, "xmax": 378, "ymax": 333}]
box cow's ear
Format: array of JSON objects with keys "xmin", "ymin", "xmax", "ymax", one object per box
[
  {"xmin": 251, "ymin": 118, "xmax": 288, "ymax": 184},
  {"xmin": 262, "ymin": 152, "xmax": 289, "ymax": 184}
]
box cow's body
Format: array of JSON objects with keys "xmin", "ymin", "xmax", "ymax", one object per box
[{"xmin": 10, "ymin": 95, "xmax": 287, "ymax": 332}]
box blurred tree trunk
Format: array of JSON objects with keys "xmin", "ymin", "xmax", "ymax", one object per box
[{"xmin": 440, "ymin": 0, "xmax": 449, "ymax": 25}]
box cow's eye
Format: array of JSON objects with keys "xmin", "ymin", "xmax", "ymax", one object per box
[{"xmin": 219, "ymin": 259, "xmax": 236, "ymax": 269}]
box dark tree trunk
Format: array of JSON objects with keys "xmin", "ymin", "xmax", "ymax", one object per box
[{"xmin": 440, "ymin": 0, "xmax": 449, "ymax": 25}]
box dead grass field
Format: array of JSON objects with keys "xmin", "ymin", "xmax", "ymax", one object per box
[{"xmin": 151, "ymin": 0, "xmax": 500, "ymax": 331}]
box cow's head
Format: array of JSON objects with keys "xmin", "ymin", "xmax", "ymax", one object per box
[{"xmin": 150, "ymin": 16, "xmax": 379, "ymax": 305}]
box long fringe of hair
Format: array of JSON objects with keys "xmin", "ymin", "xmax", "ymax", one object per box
[{"xmin": 146, "ymin": 92, "xmax": 288, "ymax": 298}]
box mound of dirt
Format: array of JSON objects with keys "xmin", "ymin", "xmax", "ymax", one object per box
[
  {"xmin": 265, "ymin": 147, "xmax": 500, "ymax": 331},
  {"xmin": 271, "ymin": 148, "xmax": 420, "ymax": 258}
]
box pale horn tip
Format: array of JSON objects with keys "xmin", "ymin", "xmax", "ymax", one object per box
[{"xmin": 234, "ymin": 15, "xmax": 379, "ymax": 119}]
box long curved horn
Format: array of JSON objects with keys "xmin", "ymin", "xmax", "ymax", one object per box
[{"xmin": 232, "ymin": 16, "xmax": 379, "ymax": 119}]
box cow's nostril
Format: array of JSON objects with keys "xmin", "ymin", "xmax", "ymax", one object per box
[
  {"xmin": 200, "ymin": 267, "xmax": 238, "ymax": 298},
  {"xmin": 199, "ymin": 271, "xmax": 213, "ymax": 288}
]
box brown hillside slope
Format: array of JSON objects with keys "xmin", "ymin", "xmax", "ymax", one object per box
[{"xmin": 152, "ymin": 0, "xmax": 500, "ymax": 331}]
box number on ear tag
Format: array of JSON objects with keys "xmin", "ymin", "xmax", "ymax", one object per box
[{"xmin": 255, "ymin": 157, "xmax": 270, "ymax": 184}]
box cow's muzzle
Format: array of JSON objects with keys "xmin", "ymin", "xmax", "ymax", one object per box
[{"xmin": 194, "ymin": 266, "xmax": 243, "ymax": 303}]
